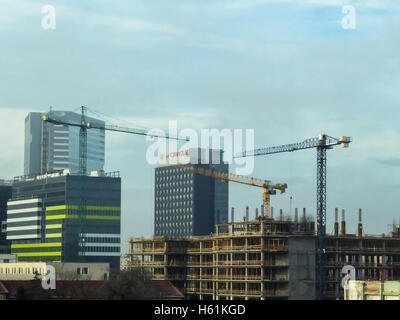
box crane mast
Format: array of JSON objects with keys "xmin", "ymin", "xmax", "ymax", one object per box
[
  {"xmin": 234, "ymin": 133, "xmax": 351, "ymax": 300},
  {"xmin": 42, "ymin": 106, "xmax": 189, "ymax": 261}
]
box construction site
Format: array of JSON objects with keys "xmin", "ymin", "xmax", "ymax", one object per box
[
  {"xmin": 129, "ymin": 207, "xmax": 400, "ymax": 300},
  {"xmin": 128, "ymin": 133, "xmax": 399, "ymax": 300}
]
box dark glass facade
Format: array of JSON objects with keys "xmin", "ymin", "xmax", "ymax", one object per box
[
  {"xmin": 7, "ymin": 173, "xmax": 121, "ymax": 270},
  {"xmin": 0, "ymin": 184, "xmax": 12, "ymax": 254},
  {"xmin": 154, "ymin": 163, "xmax": 229, "ymax": 238}
]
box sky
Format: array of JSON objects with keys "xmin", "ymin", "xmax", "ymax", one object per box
[{"xmin": 0, "ymin": 0, "xmax": 399, "ymax": 254}]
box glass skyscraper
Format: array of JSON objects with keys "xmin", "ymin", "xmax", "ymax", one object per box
[{"xmin": 24, "ymin": 110, "xmax": 105, "ymax": 175}]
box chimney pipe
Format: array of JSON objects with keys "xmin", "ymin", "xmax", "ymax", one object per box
[
  {"xmin": 271, "ymin": 207, "xmax": 274, "ymax": 219},
  {"xmin": 231, "ymin": 207, "xmax": 234, "ymax": 223},
  {"xmin": 341, "ymin": 209, "xmax": 346, "ymax": 236},
  {"xmin": 246, "ymin": 206, "xmax": 249, "ymax": 222},
  {"xmin": 255, "ymin": 208, "xmax": 259, "ymax": 219},
  {"xmin": 334, "ymin": 208, "xmax": 339, "ymax": 236},
  {"xmin": 280, "ymin": 209, "xmax": 283, "ymax": 221},
  {"xmin": 357, "ymin": 208, "xmax": 363, "ymax": 237},
  {"xmin": 295, "ymin": 208, "xmax": 298, "ymax": 223}
]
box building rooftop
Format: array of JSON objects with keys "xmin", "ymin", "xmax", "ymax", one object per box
[{"xmin": 13, "ymin": 169, "xmax": 120, "ymax": 183}]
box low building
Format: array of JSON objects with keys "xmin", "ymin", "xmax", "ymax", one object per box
[
  {"xmin": 345, "ymin": 280, "xmax": 400, "ymax": 300},
  {"xmin": 0, "ymin": 262, "xmax": 109, "ymax": 281}
]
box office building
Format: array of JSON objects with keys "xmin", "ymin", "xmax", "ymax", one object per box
[
  {"xmin": 24, "ymin": 110, "xmax": 105, "ymax": 175},
  {"xmin": 0, "ymin": 181, "xmax": 12, "ymax": 254},
  {"xmin": 154, "ymin": 148, "xmax": 228, "ymax": 238},
  {"xmin": 7, "ymin": 170, "xmax": 121, "ymax": 270},
  {"xmin": 0, "ymin": 262, "xmax": 109, "ymax": 281}
]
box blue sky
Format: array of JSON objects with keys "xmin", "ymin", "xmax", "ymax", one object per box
[{"xmin": 0, "ymin": 0, "xmax": 399, "ymax": 253}]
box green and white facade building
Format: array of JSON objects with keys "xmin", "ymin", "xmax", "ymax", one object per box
[{"xmin": 6, "ymin": 170, "xmax": 121, "ymax": 270}]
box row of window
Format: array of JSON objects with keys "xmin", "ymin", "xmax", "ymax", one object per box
[
  {"xmin": 83, "ymin": 246, "xmax": 119, "ymax": 252},
  {"xmin": 156, "ymin": 201, "xmax": 193, "ymax": 208},
  {"xmin": 155, "ymin": 228, "xmax": 192, "ymax": 235},
  {"xmin": 156, "ymin": 173, "xmax": 192, "ymax": 181},
  {"xmin": 0, "ymin": 267, "xmax": 44, "ymax": 275},
  {"xmin": 156, "ymin": 181, "xmax": 193, "ymax": 188},
  {"xmin": 156, "ymin": 221, "xmax": 193, "ymax": 228},
  {"xmin": 156, "ymin": 187, "xmax": 193, "ymax": 194},
  {"xmin": 157, "ymin": 167, "xmax": 189, "ymax": 175},
  {"xmin": 83, "ymin": 237, "xmax": 120, "ymax": 244},
  {"xmin": 155, "ymin": 214, "xmax": 192, "ymax": 222},
  {"xmin": 155, "ymin": 208, "xmax": 193, "ymax": 215},
  {"xmin": 156, "ymin": 194, "xmax": 192, "ymax": 201}
]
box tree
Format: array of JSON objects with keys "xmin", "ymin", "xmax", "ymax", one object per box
[{"xmin": 99, "ymin": 268, "xmax": 161, "ymax": 299}]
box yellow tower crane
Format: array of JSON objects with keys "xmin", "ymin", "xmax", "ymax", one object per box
[{"xmin": 176, "ymin": 165, "xmax": 287, "ymax": 219}]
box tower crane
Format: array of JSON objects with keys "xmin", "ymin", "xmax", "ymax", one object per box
[
  {"xmin": 234, "ymin": 133, "xmax": 352, "ymax": 300},
  {"xmin": 42, "ymin": 106, "xmax": 189, "ymax": 259},
  {"xmin": 176, "ymin": 164, "xmax": 287, "ymax": 219}
]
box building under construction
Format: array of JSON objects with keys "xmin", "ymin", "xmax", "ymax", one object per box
[{"xmin": 129, "ymin": 207, "xmax": 400, "ymax": 300}]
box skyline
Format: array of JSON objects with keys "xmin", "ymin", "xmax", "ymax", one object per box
[{"xmin": 0, "ymin": 0, "xmax": 399, "ymax": 254}]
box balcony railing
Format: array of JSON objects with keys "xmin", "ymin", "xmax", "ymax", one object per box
[
  {"xmin": 142, "ymin": 261, "xmax": 164, "ymax": 265},
  {"xmin": 216, "ymin": 289, "xmax": 261, "ymax": 295},
  {"xmin": 264, "ymin": 290, "xmax": 288, "ymax": 296},
  {"xmin": 217, "ymin": 275, "xmax": 232, "ymax": 279},
  {"xmin": 247, "ymin": 244, "xmax": 262, "ymax": 250},
  {"xmin": 265, "ymin": 245, "xmax": 288, "ymax": 251}
]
